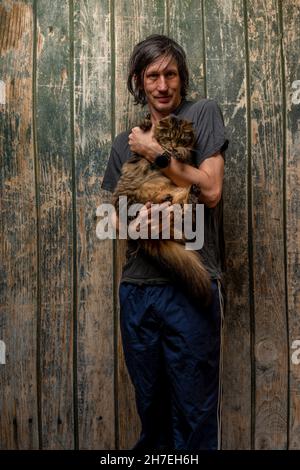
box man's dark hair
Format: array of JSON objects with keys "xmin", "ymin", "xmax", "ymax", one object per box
[{"xmin": 127, "ymin": 34, "xmax": 189, "ymax": 106}]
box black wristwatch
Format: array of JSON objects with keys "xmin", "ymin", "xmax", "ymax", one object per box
[{"xmin": 154, "ymin": 151, "xmax": 171, "ymax": 168}]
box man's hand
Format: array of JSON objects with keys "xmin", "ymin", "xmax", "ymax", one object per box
[
  {"xmin": 128, "ymin": 201, "xmax": 173, "ymax": 239},
  {"xmin": 128, "ymin": 125, "xmax": 163, "ymax": 162}
]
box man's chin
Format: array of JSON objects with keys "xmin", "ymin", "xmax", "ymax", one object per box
[{"xmin": 153, "ymin": 100, "xmax": 176, "ymax": 115}]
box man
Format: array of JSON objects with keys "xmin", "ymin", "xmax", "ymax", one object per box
[{"xmin": 101, "ymin": 34, "xmax": 228, "ymax": 451}]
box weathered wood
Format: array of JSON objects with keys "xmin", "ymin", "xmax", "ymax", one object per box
[
  {"xmin": 168, "ymin": 0, "xmax": 205, "ymax": 100},
  {"xmin": 204, "ymin": 0, "xmax": 252, "ymax": 449},
  {"xmin": 0, "ymin": 0, "xmax": 299, "ymax": 451},
  {"xmin": 35, "ymin": 0, "xmax": 74, "ymax": 449},
  {"xmin": 73, "ymin": 0, "xmax": 115, "ymax": 449},
  {"xmin": 282, "ymin": 0, "xmax": 300, "ymax": 450},
  {"xmin": 114, "ymin": 0, "xmax": 166, "ymax": 450},
  {"xmin": 247, "ymin": 0, "xmax": 288, "ymax": 449},
  {"xmin": 0, "ymin": 0, "xmax": 39, "ymax": 449}
]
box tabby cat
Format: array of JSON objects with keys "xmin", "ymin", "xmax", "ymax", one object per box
[{"xmin": 112, "ymin": 114, "xmax": 211, "ymax": 305}]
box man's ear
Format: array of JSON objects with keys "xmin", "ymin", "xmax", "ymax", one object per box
[{"xmin": 133, "ymin": 74, "xmax": 143, "ymax": 90}]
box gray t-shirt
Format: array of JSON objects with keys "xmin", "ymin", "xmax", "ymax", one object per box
[{"xmin": 101, "ymin": 98, "xmax": 229, "ymax": 284}]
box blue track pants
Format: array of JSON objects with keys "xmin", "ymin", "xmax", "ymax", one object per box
[{"xmin": 119, "ymin": 280, "xmax": 224, "ymax": 451}]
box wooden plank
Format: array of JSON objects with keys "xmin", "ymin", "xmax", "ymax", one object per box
[
  {"xmin": 168, "ymin": 0, "xmax": 205, "ymax": 100},
  {"xmin": 0, "ymin": 0, "xmax": 39, "ymax": 449},
  {"xmin": 114, "ymin": 0, "xmax": 166, "ymax": 450},
  {"xmin": 35, "ymin": 0, "xmax": 74, "ymax": 449},
  {"xmin": 247, "ymin": 0, "xmax": 287, "ymax": 449},
  {"xmin": 73, "ymin": 0, "xmax": 115, "ymax": 449},
  {"xmin": 282, "ymin": 0, "xmax": 300, "ymax": 450},
  {"xmin": 204, "ymin": 0, "xmax": 252, "ymax": 449}
]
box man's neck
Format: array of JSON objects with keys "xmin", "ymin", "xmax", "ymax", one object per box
[
  {"xmin": 148, "ymin": 98, "xmax": 183, "ymax": 125},
  {"xmin": 150, "ymin": 110, "xmax": 168, "ymax": 126}
]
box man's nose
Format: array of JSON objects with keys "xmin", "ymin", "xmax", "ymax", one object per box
[{"xmin": 157, "ymin": 75, "xmax": 168, "ymax": 91}]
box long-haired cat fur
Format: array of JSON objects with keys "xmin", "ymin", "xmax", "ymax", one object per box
[{"xmin": 112, "ymin": 114, "xmax": 211, "ymax": 305}]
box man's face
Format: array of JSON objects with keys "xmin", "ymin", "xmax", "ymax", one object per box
[{"xmin": 142, "ymin": 55, "xmax": 182, "ymax": 118}]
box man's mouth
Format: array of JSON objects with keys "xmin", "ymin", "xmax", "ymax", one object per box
[{"xmin": 156, "ymin": 96, "xmax": 171, "ymax": 103}]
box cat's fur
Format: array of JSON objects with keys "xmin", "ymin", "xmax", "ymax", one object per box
[{"xmin": 112, "ymin": 114, "xmax": 211, "ymax": 305}]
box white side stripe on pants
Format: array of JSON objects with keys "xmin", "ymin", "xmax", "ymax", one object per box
[{"xmin": 216, "ymin": 279, "xmax": 225, "ymax": 450}]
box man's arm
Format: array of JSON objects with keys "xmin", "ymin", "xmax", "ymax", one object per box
[
  {"xmin": 161, "ymin": 152, "xmax": 224, "ymax": 208},
  {"xmin": 128, "ymin": 126, "xmax": 225, "ymax": 209}
]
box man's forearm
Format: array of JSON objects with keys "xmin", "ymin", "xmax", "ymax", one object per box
[
  {"xmin": 161, "ymin": 157, "xmax": 209, "ymax": 189},
  {"xmin": 145, "ymin": 141, "xmax": 213, "ymax": 189},
  {"xmin": 163, "ymin": 158, "xmax": 224, "ymax": 208},
  {"xmin": 144, "ymin": 141, "xmax": 223, "ymax": 207}
]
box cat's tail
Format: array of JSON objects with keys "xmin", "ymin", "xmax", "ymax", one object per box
[{"xmin": 140, "ymin": 240, "xmax": 212, "ymax": 306}]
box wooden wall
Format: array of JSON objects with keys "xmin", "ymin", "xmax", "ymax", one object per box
[{"xmin": 0, "ymin": 0, "xmax": 299, "ymax": 450}]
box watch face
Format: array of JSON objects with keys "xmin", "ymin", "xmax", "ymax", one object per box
[{"xmin": 155, "ymin": 153, "xmax": 170, "ymax": 168}]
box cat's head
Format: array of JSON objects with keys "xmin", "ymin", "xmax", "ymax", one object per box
[{"xmin": 154, "ymin": 115, "xmax": 195, "ymax": 149}]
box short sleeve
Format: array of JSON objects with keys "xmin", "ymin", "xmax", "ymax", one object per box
[
  {"xmin": 191, "ymin": 100, "xmax": 229, "ymax": 166},
  {"xmin": 101, "ymin": 145, "xmax": 123, "ymax": 193}
]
